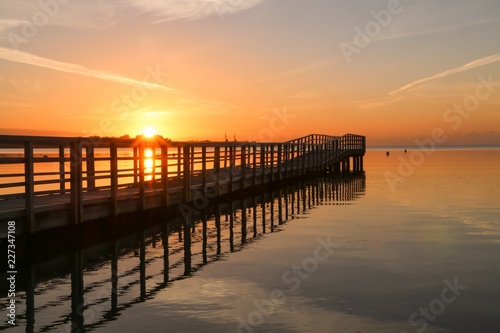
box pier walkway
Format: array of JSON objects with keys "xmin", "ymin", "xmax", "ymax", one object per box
[{"xmin": 0, "ymin": 133, "xmax": 365, "ymax": 235}]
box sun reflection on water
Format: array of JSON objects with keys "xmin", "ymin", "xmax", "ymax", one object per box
[{"xmin": 145, "ymin": 148, "xmax": 154, "ymax": 181}]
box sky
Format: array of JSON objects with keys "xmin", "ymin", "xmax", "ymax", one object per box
[{"xmin": 0, "ymin": 0, "xmax": 499, "ymax": 145}]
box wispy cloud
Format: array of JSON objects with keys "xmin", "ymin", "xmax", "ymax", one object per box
[
  {"xmin": 0, "ymin": 46, "xmax": 241, "ymax": 113},
  {"xmin": 0, "ymin": 19, "xmax": 26, "ymax": 43},
  {"xmin": 389, "ymin": 54, "xmax": 500, "ymax": 95},
  {"xmin": 258, "ymin": 58, "xmax": 333, "ymax": 83},
  {"xmin": 347, "ymin": 96, "xmax": 403, "ymax": 110},
  {"xmin": 0, "ymin": 96, "xmax": 34, "ymax": 108},
  {"xmin": 0, "ymin": 0, "xmax": 264, "ymax": 35},
  {"xmin": 0, "ymin": 19, "xmax": 25, "ymax": 32},
  {"xmin": 0, "ymin": 1, "xmax": 118, "ymax": 34},
  {"xmin": 0, "ymin": 46, "xmax": 186, "ymax": 93},
  {"xmin": 378, "ymin": 16, "xmax": 500, "ymax": 42},
  {"xmin": 125, "ymin": 0, "xmax": 264, "ymax": 22}
]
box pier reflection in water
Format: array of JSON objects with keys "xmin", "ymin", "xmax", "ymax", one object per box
[{"xmin": 0, "ymin": 174, "xmax": 365, "ymax": 333}]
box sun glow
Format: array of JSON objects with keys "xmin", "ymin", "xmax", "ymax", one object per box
[{"xmin": 143, "ymin": 126, "xmax": 156, "ymax": 138}]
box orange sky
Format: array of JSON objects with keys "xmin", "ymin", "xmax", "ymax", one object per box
[{"xmin": 1, "ymin": 0, "xmax": 499, "ymax": 145}]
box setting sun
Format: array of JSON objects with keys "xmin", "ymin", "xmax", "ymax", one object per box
[{"xmin": 143, "ymin": 126, "xmax": 157, "ymax": 138}]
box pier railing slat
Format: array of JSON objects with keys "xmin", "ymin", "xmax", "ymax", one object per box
[{"xmin": 24, "ymin": 141, "xmax": 35, "ymax": 233}]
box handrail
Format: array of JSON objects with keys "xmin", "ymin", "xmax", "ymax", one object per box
[{"xmin": 0, "ymin": 133, "xmax": 366, "ymax": 199}]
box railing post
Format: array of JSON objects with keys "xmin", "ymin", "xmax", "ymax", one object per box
[
  {"xmin": 314, "ymin": 144, "xmax": 318, "ymax": 173},
  {"xmin": 70, "ymin": 140, "xmax": 83, "ymax": 224},
  {"xmin": 270, "ymin": 144, "xmax": 275, "ymax": 182},
  {"xmin": 86, "ymin": 145, "xmax": 96, "ymax": 191},
  {"xmin": 321, "ymin": 143, "xmax": 324, "ymax": 171},
  {"xmin": 295, "ymin": 144, "xmax": 299, "ymax": 176},
  {"xmin": 177, "ymin": 147, "xmax": 182, "ymax": 179},
  {"xmin": 59, "ymin": 145, "xmax": 65, "ymax": 194},
  {"xmin": 331, "ymin": 141, "xmax": 335, "ymax": 171},
  {"xmin": 309, "ymin": 144, "xmax": 314, "ymax": 174},
  {"xmin": 110, "ymin": 142, "xmax": 118, "ymax": 215},
  {"xmin": 333, "ymin": 138, "xmax": 340, "ymax": 175},
  {"xmin": 241, "ymin": 199, "xmax": 247, "ymax": 244},
  {"xmin": 190, "ymin": 146, "xmax": 195, "ymax": 178},
  {"xmin": 24, "ymin": 141, "xmax": 35, "ymax": 233},
  {"xmin": 181, "ymin": 145, "xmax": 192, "ymax": 276},
  {"xmin": 260, "ymin": 144, "xmax": 266, "ymax": 185},
  {"xmin": 133, "ymin": 147, "xmax": 139, "ymax": 183},
  {"xmin": 252, "ymin": 145, "xmax": 257, "ymax": 186},
  {"xmin": 326, "ymin": 142, "xmax": 329, "ymax": 169},
  {"xmin": 224, "ymin": 146, "xmax": 228, "ymax": 168},
  {"xmin": 247, "ymin": 146, "xmax": 251, "ymax": 166},
  {"xmin": 161, "ymin": 145, "xmax": 169, "ymax": 206},
  {"xmin": 302, "ymin": 144, "xmax": 306, "ymax": 176},
  {"xmin": 201, "ymin": 146, "xmax": 207, "ymax": 196},
  {"xmin": 241, "ymin": 145, "xmax": 247, "ymax": 190},
  {"xmin": 283, "ymin": 143, "xmax": 290, "ymax": 179},
  {"xmin": 229, "ymin": 145, "xmax": 234, "ymax": 193},
  {"xmin": 320, "ymin": 143, "xmax": 324, "ymax": 171},
  {"xmin": 139, "ymin": 144, "xmax": 145, "ymax": 210},
  {"xmin": 325, "ymin": 143, "xmax": 329, "ymax": 170},
  {"xmin": 214, "ymin": 146, "xmax": 220, "ymax": 191},
  {"xmin": 183, "ymin": 145, "xmax": 191, "ymax": 203},
  {"xmin": 277, "ymin": 144, "xmax": 282, "ymax": 181}
]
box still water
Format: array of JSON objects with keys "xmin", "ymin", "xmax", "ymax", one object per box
[{"xmin": 1, "ymin": 148, "xmax": 499, "ymax": 333}]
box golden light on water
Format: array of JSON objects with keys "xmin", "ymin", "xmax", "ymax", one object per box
[{"xmin": 145, "ymin": 148, "xmax": 154, "ymax": 180}]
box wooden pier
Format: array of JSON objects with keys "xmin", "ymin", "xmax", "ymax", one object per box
[{"xmin": 0, "ymin": 133, "xmax": 365, "ymax": 236}]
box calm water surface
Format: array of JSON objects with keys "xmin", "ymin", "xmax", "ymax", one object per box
[{"xmin": 1, "ymin": 148, "xmax": 499, "ymax": 332}]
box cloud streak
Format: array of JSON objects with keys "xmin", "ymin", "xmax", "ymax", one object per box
[
  {"xmin": 378, "ymin": 16, "xmax": 500, "ymax": 42},
  {"xmin": 389, "ymin": 54, "xmax": 500, "ymax": 95},
  {"xmin": 0, "ymin": 46, "xmax": 186, "ymax": 93},
  {"xmin": 0, "ymin": 46, "xmax": 243, "ymax": 113},
  {"xmin": 126, "ymin": 0, "xmax": 264, "ymax": 22},
  {"xmin": 348, "ymin": 96, "xmax": 404, "ymax": 110}
]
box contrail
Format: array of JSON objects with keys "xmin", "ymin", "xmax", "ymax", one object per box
[
  {"xmin": 0, "ymin": 46, "xmax": 185, "ymax": 93},
  {"xmin": 389, "ymin": 54, "xmax": 500, "ymax": 95}
]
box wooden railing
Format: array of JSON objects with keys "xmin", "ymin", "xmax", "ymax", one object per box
[{"xmin": 0, "ymin": 133, "xmax": 365, "ymax": 233}]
